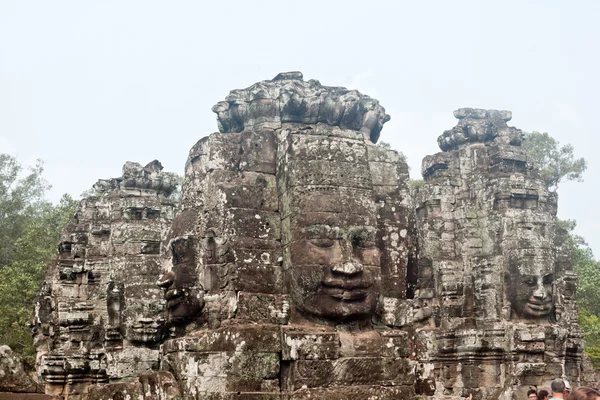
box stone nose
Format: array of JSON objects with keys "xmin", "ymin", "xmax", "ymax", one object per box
[
  {"xmin": 156, "ymin": 271, "xmax": 174, "ymax": 289},
  {"xmin": 532, "ymin": 281, "xmax": 547, "ymax": 299},
  {"xmin": 332, "ymin": 262, "xmax": 363, "ymax": 276}
]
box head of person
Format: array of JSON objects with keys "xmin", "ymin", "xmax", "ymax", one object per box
[
  {"xmin": 565, "ymin": 381, "xmax": 572, "ymax": 398},
  {"xmin": 538, "ymin": 389, "xmax": 549, "ymax": 400},
  {"xmin": 528, "ymin": 389, "xmax": 538, "ymax": 400},
  {"xmin": 567, "ymin": 387, "xmax": 600, "ymax": 400},
  {"xmin": 551, "ymin": 379, "xmax": 567, "ymax": 398}
]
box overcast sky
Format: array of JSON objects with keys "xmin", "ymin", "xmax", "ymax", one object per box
[{"xmin": 1, "ymin": 0, "xmax": 598, "ymax": 255}]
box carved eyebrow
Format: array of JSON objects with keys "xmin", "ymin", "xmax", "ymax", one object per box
[
  {"xmin": 303, "ymin": 224, "xmax": 340, "ymax": 238},
  {"xmin": 522, "ymin": 276, "xmax": 537, "ymax": 286},
  {"xmin": 542, "ymin": 273, "xmax": 554, "ymax": 283},
  {"xmin": 348, "ymin": 227, "xmax": 376, "ymax": 240}
]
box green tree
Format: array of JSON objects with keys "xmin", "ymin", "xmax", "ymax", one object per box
[
  {"xmin": 0, "ymin": 155, "xmax": 77, "ymax": 367},
  {"xmin": 0, "ymin": 155, "xmax": 48, "ymax": 267},
  {"xmin": 522, "ymin": 131, "xmax": 587, "ymax": 191},
  {"xmin": 563, "ymin": 231, "xmax": 600, "ymax": 368},
  {"xmin": 410, "ymin": 179, "xmax": 424, "ymax": 189}
]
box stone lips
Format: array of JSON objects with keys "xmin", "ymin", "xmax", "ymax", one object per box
[{"xmin": 212, "ymin": 71, "xmax": 391, "ymax": 143}]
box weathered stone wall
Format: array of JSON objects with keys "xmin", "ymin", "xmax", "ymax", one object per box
[{"xmin": 31, "ymin": 161, "xmax": 178, "ymax": 399}]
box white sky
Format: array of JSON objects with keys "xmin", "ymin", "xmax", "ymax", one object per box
[{"xmin": 1, "ymin": 0, "xmax": 598, "ymax": 255}]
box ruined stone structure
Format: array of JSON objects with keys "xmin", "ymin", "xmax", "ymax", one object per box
[
  {"xmin": 30, "ymin": 161, "xmax": 178, "ymax": 398},
  {"xmin": 412, "ymin": 109, "xmax": 583, "ymax": 399},
  {"xmin": 152, "ymin": 71, "xmax": 414, "ymax": 399},
  {"xmin": 15, "ymin": 72, "xmax": 597, "ymax": 399}
]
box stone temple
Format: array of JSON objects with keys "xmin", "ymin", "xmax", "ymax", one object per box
[{"xmin": 4, "ymin": 72, "xmax": 600, "ymax": 399}]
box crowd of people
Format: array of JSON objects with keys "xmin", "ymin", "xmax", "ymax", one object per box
[{"xmin": 526, "ymin": 379, "xmax": 600, "ymax": 400}]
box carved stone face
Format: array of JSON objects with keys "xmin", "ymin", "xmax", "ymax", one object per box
[
  {"xmin": 157, "ymin": 237, "xmax": 204, "ymax": 325},
  {"xmin": 289, "ymin": 220, "xmax": 381, "ymax": 322},
  {"xmin": 508, "ymin": 258, "xmax": 554, "ymax": 320}
]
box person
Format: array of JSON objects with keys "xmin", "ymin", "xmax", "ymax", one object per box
[
  {"xmin": 539, "ymin": 389, "xmax": 549, "ymax": 400},
  {"xmin": 550, "ymin": 378, "xmax": 567, "ymax": 400},
  {"xmin": 528, "ymin": 389, "xmax": 538, "ymax": 400},
  {"xmin": 567, "ymin": 387, "xmax": 600, "ymax": 400}
]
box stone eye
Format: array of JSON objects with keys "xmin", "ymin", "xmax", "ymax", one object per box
[
  {"xmin": 524, "ymin": 278, "xmax": 536, "ymax": 287},
  {"xmin": 310, "ymin": 238, "xmax": 335, "ymax": 248},
  {"xmin": 351, "ymin": 233, "xmax": 375, "ymax": 249},
  {"xmin": 543, "ymin": 274, "xmax": 554, "ymax": 285},
  {"xmin": 356, "ymin": 239, "xmax": 376, "ymax": 249}
]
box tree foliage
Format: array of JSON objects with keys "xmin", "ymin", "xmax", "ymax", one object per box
[
  {"xmin": 0, "ymin": 154, "xmax": 77, "ymax": 367},
  {"xmin": 0, "ymin": 155, "xmax": 48, "ymax": 267},
  {"xmin": 410, "ymin": 179, "xmax": 424, "ymax": 189},
  {"xmin": 565, "ymin": 231, "xmax": 600, "ymax": 368},
  {"xmin": 522, "ymin": 131, "xmax": 587, "ymax": 191}
]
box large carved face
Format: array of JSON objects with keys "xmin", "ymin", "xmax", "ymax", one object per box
[
  {"xmin": 508, "ymin": 257, "xmax": 554, "ymax": 320},
  {"xmin": 288, "ymin": 215, "xmax": 382, "ymax": 322},
  {"xmin": 157, "ymin": 237, "xmax": 204, "ymax": 325}
]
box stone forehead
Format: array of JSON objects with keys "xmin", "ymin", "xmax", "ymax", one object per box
[
  {"xmin": 509, "ymin": 253, "xmax": 555, "ymax": 275},
  {"xmin": 211, "ymin": 71, "xmax": 390, "ymax": 143}
]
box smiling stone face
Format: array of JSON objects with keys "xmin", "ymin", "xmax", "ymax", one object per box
[
  {"xmin": 157, "ymin": 236, "xmax": 205, "ymax": 326},
  {"xmin": 507, "ymin": 256, "xmax": 555, "ymax": 321},
  {"xmin": 276, "ymin": 126, "xmax": 401, "ymax": 324},
  {"xmin": 155, "ymin": 73, "xmax": 407, "ymax": 333},
  {"xmin": 288, "ymin": 220, "xmax": 382, "ymax": 322}
]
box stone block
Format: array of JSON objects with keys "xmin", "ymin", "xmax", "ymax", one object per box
[
  {"xmin": 236, "ymin": 293, "xmax": 290, "ymax": 324},
  {"xmin": 204, "ymin": 262, "xmax": 283, "ymax": 294},
  {"xmin": 286, "ymin": 385, "xmax": 414, "ymax": 400},
  {"xmin": 240, "ymin": 130, "xmax": 277, "ymax": 174},
  {"xmin": 281, "ymin": 328, "xmax": 339, "ymax": 360},
  {"xmin": 163, "ymin": 325, "xmax": 282, "ymax": 354},
  {"xmin": 165, "ymin": 351, "xmax": 279, "ymax": 393}
]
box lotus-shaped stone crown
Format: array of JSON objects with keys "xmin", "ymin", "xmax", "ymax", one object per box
[
  {"xmin": 437, "ymin": 107, "xmax": 523, "ymax": 151},
  {"xmin": 212, "ymin": 71, "xmax": 390, "ymax": 143}
]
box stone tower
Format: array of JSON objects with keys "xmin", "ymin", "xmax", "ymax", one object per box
[
  {"xmin": 155, "ymin": 71, "xmax": 415, "ymax": 399},
  {"xmin": 413, "ymin": 109, "xmax": 582, "ymax": 399},
  {"xmin": 31, "ymin": 161, "xmax": 178, "ymax": 399}
]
